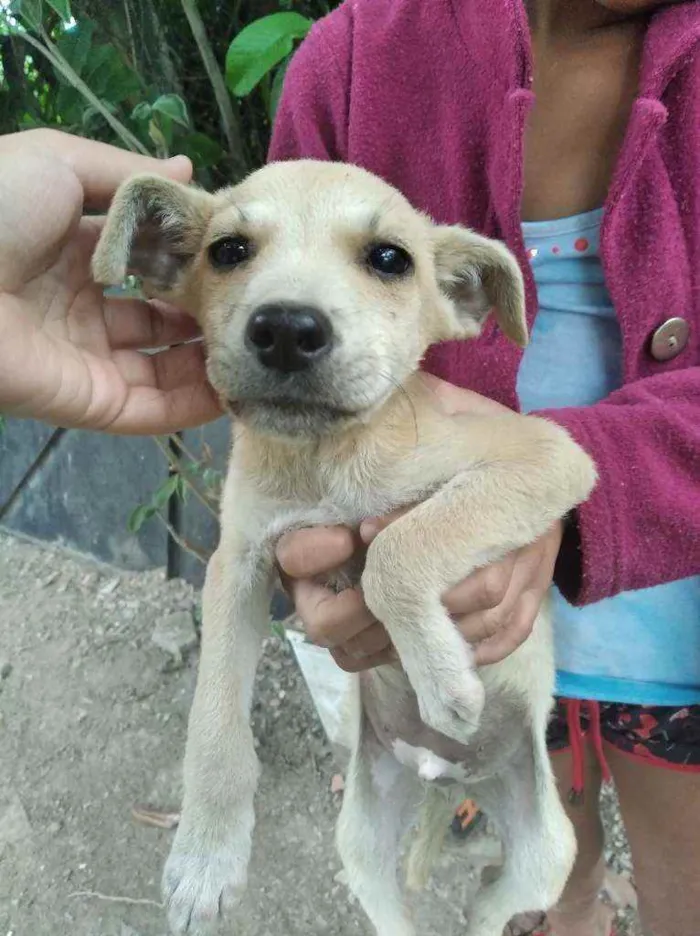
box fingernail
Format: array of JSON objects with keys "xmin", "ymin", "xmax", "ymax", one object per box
[
  {"xmin": 359, "ymin": 519, "xmax": 379, "ymax": 543},
  {"xmin": 166, "ymin": 154, "xmax": 193, "ymax": 174},
  {"xmin": 276, "ymin": 531, "xmax": 291, "ymax": 551}
]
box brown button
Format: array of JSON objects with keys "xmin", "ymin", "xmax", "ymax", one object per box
[{"xmin": 649, "ymin": 317, "xmax": 690, "ymax": 362}]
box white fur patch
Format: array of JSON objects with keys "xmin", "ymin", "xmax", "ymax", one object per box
[{"xmin": 391, "ymin": 739, "xmax": 467, "ymax": 783}]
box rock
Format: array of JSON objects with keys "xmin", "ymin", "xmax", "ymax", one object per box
[
  {"xmin": 0, "ymin": 659, "xmax": 12, "ymax": 680},
  {"xmin": 99, "ymin": 577, "xmax": 120, "ymax": 597},
  {"xmin": 120, "ymin": 925, "xmax": 142, "ymax": 936},
  {"xmin": 151, "ymin": 610, "xmax": 198, "ymax": 664},
  {"xmin": 0, "ymin": 794, "xmax": 32, "ymax": 857}
]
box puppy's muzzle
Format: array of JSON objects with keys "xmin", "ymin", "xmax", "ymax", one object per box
[{"xmin": 245, "ymin": 302, "xmax": 333, "ymax": 373}]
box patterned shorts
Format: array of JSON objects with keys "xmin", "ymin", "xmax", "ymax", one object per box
[{"xmin": 547, "ymin": 698, "xmax": 700, "ymax": 771}]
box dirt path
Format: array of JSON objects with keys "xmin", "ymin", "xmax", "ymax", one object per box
[{"xmin": 0, "ymin": 533, "xmax": 638, "ymax": 936}]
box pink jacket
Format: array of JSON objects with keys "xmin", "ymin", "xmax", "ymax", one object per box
[{"xmin": 268, "ymin": 0, "xmax": 700, "ymax": 607}]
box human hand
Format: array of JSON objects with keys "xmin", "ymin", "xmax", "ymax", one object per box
[
  {"xmin": 0, "ymin": 129, "xmax": 222, "ymax": 434},
  {"xmin": 276, "ymin": 374, "xmax": 563, "ymax": 670}
]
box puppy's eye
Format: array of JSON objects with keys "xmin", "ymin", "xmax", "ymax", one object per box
[
  {"xmin": 367, "ymin": 243, "xmax": 413, "ymax": 278},
  {"xmin": 208, "ymin": 236, "xmax": 252, "ymax": 269}
]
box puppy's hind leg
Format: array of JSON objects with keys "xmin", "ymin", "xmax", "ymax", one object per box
[
  {"xmin": 463, "ymin": 726, "xmax": 576, "ymax": 936},
  {"xmin": 336, "ymin": 709, "xmax": 423, "ymax": 936}
]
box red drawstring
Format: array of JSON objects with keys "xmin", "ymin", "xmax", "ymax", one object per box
[{"xmin": 563, "ymin": 698, "xmax": 612, "ymax": 805}]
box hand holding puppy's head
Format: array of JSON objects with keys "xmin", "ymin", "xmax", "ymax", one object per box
[{"xmin": 93, "ymin": 161, "xmax": 526, "ymax": 438}]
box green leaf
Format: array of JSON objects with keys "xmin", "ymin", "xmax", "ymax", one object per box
[
  {"xmin": 152, "ymin": 93, "xmax": 190, "ymax": 129},
  {"xmin": 82, "ymin": 100, "xmax": 116, "ymax": 130},
  {"xmin": 83, "ymin": 44, "xmax": 140, "ymax": 103},
  {"xmin": 54, "ymin": 82, "xmax": 82, "ymax": 121},
  {"xmin": 131, "ymin": 101, "xmax": 152, "ymax": 123},
  {"xmin": 153, "ymin": 473, "xmax": 180, "ymax": 510},
  {"xmin": 12, "ymin": 0, "xmax": 44, "ymax": 32},
  {"xmin": 268, "ymin": 57, "xmax": 290, "ymax": 122},
  {"xmin": 177, "ymin": 131, "xmax": 223, "ymax": 170},
  {"xmin": 225, "ymin": 12, "xmax": 312, "ymax": 97},
  {"xmin": 148, "ymin": 117, "xmax": 170, "ymax": 155},
  {"xmin": 270, "ymin": 620, "xmax": 287, "ymax": 640},
  {"xmin": 127, "ymin": 504, "xmax": 154, "ymax": 534},
  {"xmin": 56, "ymin": 19, "xmax": 93, "ymax": 77},
  {"xmin": 46, "ymin": 0, "xmax": 71, "ymax": 22},
  {"xmin": 175, "ymin": 474, "xmax": 188, "ymax": 502}
]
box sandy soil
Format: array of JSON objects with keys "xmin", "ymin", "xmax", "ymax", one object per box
[{"xmin": 0, "ymin": 532, "xmax": 639, "ymax": 936}]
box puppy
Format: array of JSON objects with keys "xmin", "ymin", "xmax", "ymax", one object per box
[{"xmin": 93, "ymin": 160, "xmax": 596, "ymax": 936}]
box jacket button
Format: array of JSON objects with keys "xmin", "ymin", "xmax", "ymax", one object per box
[{"xmin": 649, "ymin": 317, "xmax": 690, "ymax": 362}]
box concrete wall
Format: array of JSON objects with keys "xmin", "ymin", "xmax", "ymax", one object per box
[{"xmin": 0, "ymin": 415, "xmax": 292, "ymax": 619}]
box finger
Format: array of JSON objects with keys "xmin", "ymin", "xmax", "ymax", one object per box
[
  {"xmin": 276, "ymin": 526, "xmax": 358, "ymax": 578},
  {"xmin": 19, "ymin": 130, "xmax": 193, "ymax": 210},
  {"xmin": 103, "ymin": 297, "xmax": 201, "ymax": 350},
  {"xmin": 106, "ymin": 344, "xmax": 222, "ymax": 434},
  {"xmin": 331, "ymin": 645, "xmax": 397, "ymax": 673},
  {"xmin": 443, "ymin": 553, "xmax": 517, "ymax": 616},
  {"xmin": 456, "ymin": 604, "xmax": 511, "ymax": 645},
  {"xmin": 473, "ymin": 590, "xmax": 541, "ymax": 666},
  {"xmin": 113, "ymin": 341, "xmax": 209, "ymax": 391},
  {"xmin": 106, "ymin": 380, "xmax": 222, "ymax": 435},
  {"xmin": 340, "ymin": 622, "xmax": 391, "ymax": 660},
  {"xmin": 359, "ymin": 505, "xmax": 412, "ymax": 544},
  {"xmin": 294, "ymin": 581, "xmax": 375, "ymax": 648}
]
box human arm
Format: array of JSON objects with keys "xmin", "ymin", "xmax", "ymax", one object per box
[
  {"xmin": 536, "ymin": 368, "xmax": 700, "ymax": 605},
  {"xmin": 0, "ymin": 129, "xmax": 222, "ymax": 434}
]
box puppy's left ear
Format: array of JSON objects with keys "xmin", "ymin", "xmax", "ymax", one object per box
[
  {"xmin": 92, "ymin": 174, "xmax": 215, "ymax": 314},
  {"xmin": 433, "ymin": 226, "xmax": 528, "ymax": 347}
]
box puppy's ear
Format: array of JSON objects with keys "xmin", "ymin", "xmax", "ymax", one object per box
[
  {"xmin": 433, "ymin": 226, "xmax": 528, "ymax": 347},
  {"xmin": 92, "ymin": 174, "xmax": 214, "ymax": 311}
]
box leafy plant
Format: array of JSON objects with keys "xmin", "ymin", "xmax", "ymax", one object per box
[
  {"xmin": 0, "ymin": 0, "xmax": 340, "ymax": 559},
  {"xmin": 226, "ymin": 11, "xmax": 312, "ymax": 119}
]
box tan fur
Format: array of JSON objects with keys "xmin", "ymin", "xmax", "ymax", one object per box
[{"xmin": 93, "ymin": 160, "xmax": 597, "ymax": 936}]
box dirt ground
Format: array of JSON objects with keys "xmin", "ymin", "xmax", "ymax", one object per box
[{"xmin": 0, "ymin": 532, "xmax": 639, "ymax": 936}]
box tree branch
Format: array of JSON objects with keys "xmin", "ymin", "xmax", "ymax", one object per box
[
  {"xmin": 19, "ymin": 28, "xmax": 149, "ymax": 154},
  {"xmin": 179, "ymin": 0, "xmax": 250, "ymax": 179}
]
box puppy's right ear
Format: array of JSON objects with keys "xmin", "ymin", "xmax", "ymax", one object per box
[{"xmin": 92, "ymin": 174, "xmax": 214, "ymax": 312}]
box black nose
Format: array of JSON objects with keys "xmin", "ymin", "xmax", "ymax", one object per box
[{"xmin": 245, "ymin": 303, "xmax": 332, "ymax": 373}]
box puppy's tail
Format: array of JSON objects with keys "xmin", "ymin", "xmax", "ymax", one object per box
[{"xmin": 405, "ymin": 787, "xmax": 453, "ymax": 891}]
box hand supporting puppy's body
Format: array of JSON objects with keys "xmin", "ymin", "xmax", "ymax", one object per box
[{"xmin": 92, "ymin": 160, "xmax": 596, "ymax": 936}]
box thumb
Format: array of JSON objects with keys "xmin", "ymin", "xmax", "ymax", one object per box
[{"xmin": 360, "ymin": 505, "xmax": 413, "ymax": 544}]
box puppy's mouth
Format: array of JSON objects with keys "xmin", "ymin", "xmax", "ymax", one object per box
[{"xmin": 227, "ymin": 397, "xmax": 361, "ymax": 423}]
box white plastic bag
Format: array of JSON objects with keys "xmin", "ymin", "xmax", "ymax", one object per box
[{"xmin": 286, "ymin": 628, "xmax": 358, "ymax": 755}]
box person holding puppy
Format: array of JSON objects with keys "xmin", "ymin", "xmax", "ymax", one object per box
[
  {"xmin": 270, "ymin": 2, "xmax": 700, "ymax": 935},
  {"xmin": 1, "ymin": 0, "xmax": 699, "ymax": 930}
]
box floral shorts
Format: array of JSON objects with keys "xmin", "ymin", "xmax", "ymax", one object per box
[{"xmin": 548, "ymin": 698, "xmax": 700, "ymax": 772}]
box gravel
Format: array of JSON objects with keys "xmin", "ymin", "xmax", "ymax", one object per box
[{"xmin": 0, "ymin": 531, "xmax": 639, "ymax": 935}]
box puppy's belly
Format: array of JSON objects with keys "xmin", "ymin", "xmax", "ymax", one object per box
[{"xmin": 360, "ymin": 666, "xmax": 528, "ymax": 786}]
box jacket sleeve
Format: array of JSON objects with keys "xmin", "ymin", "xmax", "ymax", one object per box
[
  {"xmin": 268, "ymin": 12, "xmax": 351, "ymax": 164},
  {"xmin": 269, "ymin": 12, "xmax": 700, "ymax": 610},
  {"xmin": 540, "ymin": 367, "xmax": 700, "ymax": 606}
]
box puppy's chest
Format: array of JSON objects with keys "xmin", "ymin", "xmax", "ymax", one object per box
[{"xmin": 248, "ymin": 463, "xmax": 432, "ymax": 556}]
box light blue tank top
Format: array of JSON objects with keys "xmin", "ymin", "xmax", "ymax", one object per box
[{"xmin": 517, "ymin": 209, "xmax": 700, "ymax": 706}]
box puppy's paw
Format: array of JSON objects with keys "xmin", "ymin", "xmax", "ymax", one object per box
[
  {"xmin": 418, "ymin": 676, "xmax": 485, "ymax": 744},
  {"xmin": 163, "ymin": 844, "xmax": 248, "ymax": 935}
]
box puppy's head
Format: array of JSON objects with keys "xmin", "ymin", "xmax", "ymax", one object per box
[{"xmin": 93, "ymin": 160, "xmax": 526, "ymax": 438}]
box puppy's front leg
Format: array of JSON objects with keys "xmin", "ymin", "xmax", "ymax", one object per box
[
  {"xmin": 163, "ymin": 537, "xmax": 272, "ymax": 935},
  {"xmin": 362, "ymin": 426, "xmax": 596, "ymax": 743}
]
